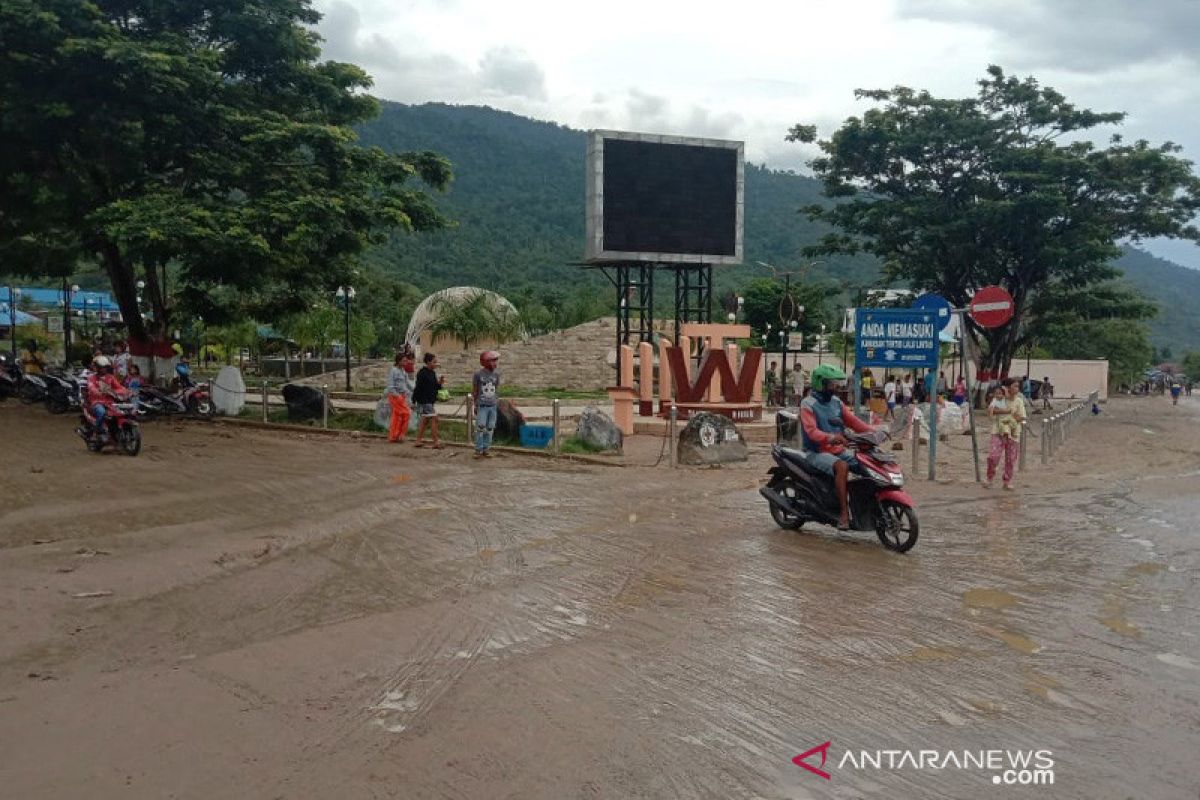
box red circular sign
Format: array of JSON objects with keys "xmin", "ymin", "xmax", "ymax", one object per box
[{"xmin": 969, "ymin": 285, "xmax": 1015, "ymax": 328}]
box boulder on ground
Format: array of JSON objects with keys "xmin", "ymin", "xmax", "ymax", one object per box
[
  {"xmin": 577, "ymin": 407, "xmax": 623, "ymax": 451},
  {"xmin": 282, "ymin": 384, "xmax": 327, "ymax": 421},
  {"xmin": 494, "ymin": 399, "xmax": 525, "ymax": 441},
  {"xmin": 678, "ymin": 412, "xmax": 748, "ymax": 465}
]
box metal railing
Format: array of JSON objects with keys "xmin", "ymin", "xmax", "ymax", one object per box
[{"xmin": 1040, "ymin": 391, "xmax": 1099, "ymax": 465}]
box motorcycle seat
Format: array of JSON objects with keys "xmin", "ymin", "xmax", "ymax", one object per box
[{"xmin": 777, "ymin": 446, "xmax": 828, "ymax": 476}]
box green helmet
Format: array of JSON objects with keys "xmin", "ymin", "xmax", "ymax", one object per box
[{"xmin": 811, "ymin": 363, "xmax": 847, "ymax": 390}]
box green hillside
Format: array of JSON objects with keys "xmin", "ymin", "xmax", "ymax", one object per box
[
  {"xmin": 355, "ymin": 102, "xmax": 879, "ymax": 294},
  {"xmin": 357, "ymin": 102, "xmax": 1200, "ymax": 351},
  {"xmin": 1115, "ymin": 247, "xmax": 1200, "ymax": 352}
]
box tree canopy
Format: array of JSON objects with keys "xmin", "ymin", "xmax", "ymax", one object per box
[
  {"xmin": 788, "ymin": 66, "xmax": 1200, "ymax": 374},
  {"xmin": 0, "ymin": 0, "xmax": 451, "ymax": 342}
]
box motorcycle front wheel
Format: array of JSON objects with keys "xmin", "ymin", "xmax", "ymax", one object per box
[
  {"xmin": 120, "ymin": 426, "xmax": 142, "ymax": 456},
  {"xmin": 875, "ymin": 501, "xmax": 919, "ymax": 552},
  {"xmin": 768, "ymin": 477, "xmax": 806, "ymax": 530}
]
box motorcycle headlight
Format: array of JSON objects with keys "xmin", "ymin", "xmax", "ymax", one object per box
[{"xmin": 890, "ymin": 473, "xmax": 904, "ymax": 486}]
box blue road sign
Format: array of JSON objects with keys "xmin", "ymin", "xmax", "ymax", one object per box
[
  {"xmin": 855, "ymin": 308, "xmax": 939, "ymax": 369},
  {"xmin": 912, "ymin": 293, "xmax": 953, "ymax": 332}
]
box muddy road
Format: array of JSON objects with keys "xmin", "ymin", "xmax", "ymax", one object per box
[{"xmin": 1, "ymin": 398, "xmax": 1198, "ymax": 799}]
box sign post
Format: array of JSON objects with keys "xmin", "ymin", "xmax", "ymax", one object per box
[{"xmin": 855, "ymin": 308, "xmax": 940, "ymax": 479}]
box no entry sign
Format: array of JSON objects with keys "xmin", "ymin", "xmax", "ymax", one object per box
[{"xmin": 969, "ymin": 286, "xmax": 1015, "ymax": 328}]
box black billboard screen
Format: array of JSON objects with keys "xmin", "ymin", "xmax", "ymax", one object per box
[{"xmin": 589, "ymin": 133, "xmax": 742, "ymax": 262}]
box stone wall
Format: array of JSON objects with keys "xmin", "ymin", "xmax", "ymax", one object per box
[{"xmin": 298, "ymin": 318, "xmax": 624, "ymax": 391}]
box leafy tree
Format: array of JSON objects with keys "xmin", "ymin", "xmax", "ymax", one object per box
[
  {"xmin": 788, "ymin": 66, "xmax": 1200, "ymax": 375},
  {"xmin": 739, "ymin": 277, "xmax": 837, "ymax": 352},
  {"xmin": 1180, "ymin": 351, "xmax": 1200, "ymax": 380},
  {"xmin": 1039, "ymin": 319, "xmax": 1154, "ymax": 389},
  {"xmin": 0, "ymin": 0, "xmax": 450, "ymax": 342}
]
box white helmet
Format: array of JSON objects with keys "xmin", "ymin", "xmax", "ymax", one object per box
[{"xmin": 93, "ymin": 355, "xmax": 112, "ymax": 368}]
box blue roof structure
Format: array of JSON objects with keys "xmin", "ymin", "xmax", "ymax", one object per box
[
  {"xmin": 15, "ymin": 287, "xmax": 121, "ymax": 314},
  {"xmin": 0, "ymin": 303, "xmax": 40, "ymax": 326}
]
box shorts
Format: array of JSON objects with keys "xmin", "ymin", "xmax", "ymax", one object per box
[
  {"xmin": 418, "ymin": 402, "xmax": 437, "ymax": 417},
  {"xmin": 807, "ymin": 450, "xmax": 860, "ymax": 476},
  {"xmin": 886, "ymin": 401, "xmax": 896, "ymax": 412}
]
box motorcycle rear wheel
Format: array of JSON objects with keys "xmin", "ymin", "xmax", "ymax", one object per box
[
  {"xmin": 768, "ymin": 477, "xmax": 806, "ymax": 530},
  {"xmin": 875, "ymin": 501, "xmax": 919, "ymax": 552}
]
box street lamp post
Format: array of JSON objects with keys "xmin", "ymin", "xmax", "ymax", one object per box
[
  {"xmin": 818, "ymin": 323, "xmax": 826, "ymax": 365},
  {"xmin": 335, "ymin": 286, "xmax": 355, "ymax": 392}
]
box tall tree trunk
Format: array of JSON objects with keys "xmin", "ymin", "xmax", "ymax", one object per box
[
  {"xmin": 141, "ymin": 257, "xmax": 169, "ymax": 340},
  {"xmin": 99, "ymin": 241, "xmax": 147, "ymax": 342}
]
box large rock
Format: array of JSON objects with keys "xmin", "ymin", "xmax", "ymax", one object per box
[
  {"xmin": 576, "ymin": 406, "xmax": 623, "ymax": 451},
  {"xmin": 678, "ymin": 412, "xmax": 748, "ymax": 465},
  {"xmin": 282, "ymin": 384, "xmax": 327, "ymax": 421},
  {"xmin": 494, "ymin": 399, "xmax": 525, "ymax": 441}
]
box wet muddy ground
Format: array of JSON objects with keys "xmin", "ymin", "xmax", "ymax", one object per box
[{"xmin": 1, "ymin": 397, "xmax": 1198, "ymax": 799}]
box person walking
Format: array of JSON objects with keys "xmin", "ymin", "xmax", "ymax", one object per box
[
  {"xmin": 985, "ymin": 378, "xmax": 1026, "ymax": 490},
  {"xmin": 883, "ymin": 375, "xmax": 897, "ymax": 421},
  {"xmin": 1041, "ymin": 375, "xmax": 1054, "ymax": 411},
  {"xmin": 473, "ymin": 350, "xmax": 501, "ymax": 459},
  {"xmin": 936, "ymin": 371, "xmax": 948, "ymax": 399},
  {"xmin": 764, "ymin": 361, "xmax": 779, "ymax": 406},
  {"xmin": 412, "ymin": 352, "xmax": 444, "ymax": 449},
  {"xmin": 385, "ymin": 351, "xmax": 414, "ymax": 443},
  {"xmin": 900, "ymin": 374, "xmax": 914, "ymax": 406}
]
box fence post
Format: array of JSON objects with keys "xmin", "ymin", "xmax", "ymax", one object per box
[
  {"xmin": 552, "ymin": 398, "xmax": 561, "ymax": 457},
  {"xmin": 669, "ymin": 402, "xmax": 678, "ymax": 468},
  {"xmin": 911, "ymin": 407, "xmax": 920, "ymax": 475},
  {"xmin": 261, "ymin": 380, "xmax": 268, "ymax": 423},
  {"xmin": 1019, "ymin": 422, "xmax": 1027, "ymax": 471},
  {"xmin": 1041, "ymin": 418, "xmax": 1049, "ymax": 465},
  {"xmin": 466, "ymin": 394, "xmax": 474, "ymax": 448},
  {"xmin": 321, "ymin": 384, "xmax": 329, "ymax": 429}
]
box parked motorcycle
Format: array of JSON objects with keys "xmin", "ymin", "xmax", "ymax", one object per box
[
  {"xmin": 76, "ymin": 401, "xmax": 142, "ymax": 456},
  {"xmin": 18, "ymin": 370, "xmax": 48, "ymax": 404},
  {"xmin": 139, "ymin": 381, "xmax": 214, "ymax": 417},
  {"xmin": 43, "ymin": 371, "xmax": 83, "ymax": 414},
  {"xmin": 760, "ymin": 429, "xmax": 919, "ymax": 552},
  {"xmin": 0, "ymin": 354, "xmax": 17, "ymax": 400}
]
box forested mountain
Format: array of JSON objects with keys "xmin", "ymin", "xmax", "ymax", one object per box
[
  {"xmin": 357, "ymin": 102, "xmax": 1200, "ymax": 351},
  {"xmin": 1114, "ymin": 248, "xmax": 1200, "ymax": 352},
  {"xmin": 355, "ymin": 102, "xmax": 880, "ymax": 294}
]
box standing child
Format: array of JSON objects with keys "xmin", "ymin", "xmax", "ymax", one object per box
[
  {"xmin": 473, "ymin": 351, "xmax": 501, "ymax": 458},
  {"xmin": 412, "ymin": 352, "xmax": 444, "ymax": 448},
  {"xmin": 901, "ymin": 374, "xmax": 914, "ymax": 407},
  {"xmin": 386, "ymin": 352, "xmax": 414, "ymax": 443}
]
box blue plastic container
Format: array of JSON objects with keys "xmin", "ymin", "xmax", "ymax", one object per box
[{"xmin": 519, "ymin": 424, "xmax": 554, "ymax": 449}]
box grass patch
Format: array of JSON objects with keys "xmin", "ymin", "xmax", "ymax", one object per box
[{"xmin": 559, "ymin": 436, "xmax": 609, "ymax": 455}]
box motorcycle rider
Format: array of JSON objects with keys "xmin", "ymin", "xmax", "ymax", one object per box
[
  {"xmin": 85, "ymin": 355, "xmax": 129, "ymax": 442},
  {"xmin": 800, "ymin": 364, "xmax": 874, "ymax": 530}
]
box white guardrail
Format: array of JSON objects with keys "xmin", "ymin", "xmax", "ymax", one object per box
[{"xmin": 1040, "ymin": 390, "xmax": 1099, "ymax": 465}]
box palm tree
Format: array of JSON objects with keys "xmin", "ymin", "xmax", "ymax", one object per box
[{"xmin": 427, "ymin": 290, "xmax": 522, "ymax": 352}]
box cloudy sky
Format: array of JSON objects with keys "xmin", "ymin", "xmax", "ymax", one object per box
[{"xmin": 313, "ymin": 0, "xmax": 1200, "ymax": 268}]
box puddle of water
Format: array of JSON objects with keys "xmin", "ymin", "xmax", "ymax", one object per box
[
  {"xmin": 902, "ymin": 646, "xmax": 966, "ymax": 663},
  {"xmin": 963, "ymin": 588, "xmax": 1020, "ymax": 610},
  {"xmin": 1156, "ymin": 653, "xmax": 1199, "ymax": 671},
  {"xmin": 980, "ymin": 626, "xmax": 1042, "ymax": 654}
]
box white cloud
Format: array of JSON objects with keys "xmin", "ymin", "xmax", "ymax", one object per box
[{"xmin": 311, "ymin": 0, "xmax": 1200, "ymax": 266}]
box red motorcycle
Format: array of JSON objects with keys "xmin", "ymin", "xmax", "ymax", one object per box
[
  {"xmin": 76, "ymin": 401, "xmax": 142, "ymax": 456},
  {"xmin": 760, "ymin": 429, "xmax": 918, "ymax": 552}
]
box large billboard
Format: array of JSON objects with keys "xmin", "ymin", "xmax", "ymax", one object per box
[{"xmin": 586, "ymin": 130, "xmax": 744, "ymax": 264}]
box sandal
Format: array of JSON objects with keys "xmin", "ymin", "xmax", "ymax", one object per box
[
  {"xmin": 414, "ymin": 442, "xmax": 425, "ymax": 448},
  {"xmin": 431, "ymin": 443, "xmax": 444, "ymax": 449}
]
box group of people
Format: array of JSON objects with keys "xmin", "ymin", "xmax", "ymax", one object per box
[{"xmin": 383, "ymin": 348, "xmax": 503, "ymax": 459}]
